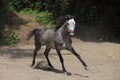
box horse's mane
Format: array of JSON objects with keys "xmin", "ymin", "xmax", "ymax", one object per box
[{"xmin": 55, "ymin": 15, "xmax": 74, "ymax": 31}]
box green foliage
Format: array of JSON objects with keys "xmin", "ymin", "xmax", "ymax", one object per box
[
  {"xmin": 19, "ymin": 8, "xmax": 38, "ymax": 16},
  {"xmin": 36, "ymin": 11, "xmax": 55, "ymax": 28},
  {"xmin": 36, "ymin": 11, "xmax": 50, "ymax": 25},
  {"xmin": 49, "ymin": 21, "xmax": 56, "ymax": 29},
  {"xmin": 8, "ymin": 0, "xmax": 45, "ymax": 11},
  {"xmin": 19, "ymin": 8, "xmax": 55, "ymax": 28},
  {"xmin": 5, "ymin": 29, "xmax": 19, "ymax": 45}
]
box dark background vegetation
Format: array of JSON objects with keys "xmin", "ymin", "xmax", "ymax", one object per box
[{"xmin": 0, "ymin": 0, "xmax": 120, "ymax": 45}]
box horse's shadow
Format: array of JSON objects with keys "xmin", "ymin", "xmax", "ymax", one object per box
[
  {"xmin": 34, "ymin": 61, "xmax": 71, "ymax": 75},
  {"xmin": 36, "ymin": 66, "xmax": 63, "ymax": 74},
  {"xmin": 33, "ymin": 61, "xmax": 89, "ymax": 77}
]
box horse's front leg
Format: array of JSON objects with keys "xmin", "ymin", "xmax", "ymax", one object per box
[
  {"xmin": 55, "ymin": 43, "xmax": 67, "ymax": 73},
  {"xmin": 66, "ymin": 47, "xmax": 88, "ymax": 70}
]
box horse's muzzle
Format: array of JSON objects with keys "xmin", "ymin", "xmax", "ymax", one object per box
[
  {"xmin": 70, "ymin": 32, "xmax": 74, "ymax": 36},
  {"xmin": 68, "ymin": 29, "xmax": 74, "ymax": 36}
]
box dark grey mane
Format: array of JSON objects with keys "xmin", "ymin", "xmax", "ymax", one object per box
[{"xmin": 55, "ymin": 15, "xmax": 74, "ymax": 31}]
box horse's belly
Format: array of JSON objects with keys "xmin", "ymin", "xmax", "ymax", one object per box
[
  {"xmin": 46, "ymin": 42, "xmax": 55, "ymax": 49},
  {"xmin": 46, "ymin": 42, "xmax": 65, "ymax": 50}
]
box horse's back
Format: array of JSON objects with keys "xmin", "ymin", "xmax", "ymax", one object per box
[
  {"xmin": 40, "ymin": 29, "xmax": 55, "ymax": 46},
  {"xmin": 42, "ymin": 29, "xmax": 54, "ymax": 40}
]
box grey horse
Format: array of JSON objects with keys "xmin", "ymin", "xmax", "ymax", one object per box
[{"xmin": 27, "ymin": 17, "xmax": 88, "ymax": 74}]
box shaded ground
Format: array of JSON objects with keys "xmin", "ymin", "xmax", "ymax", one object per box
[{"xmin": 0, "ymin": 38, "xmax": 120, "ymax": 80}]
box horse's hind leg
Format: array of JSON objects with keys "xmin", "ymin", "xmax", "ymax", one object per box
[
  {"xmin": 66, "ymin": 47, "xmax": 88, "ymax": 70},
  {"xmin": 44, "ymin": 48, "xmax": 54, "ymax": 68},
  {"xmin": 32, "ymin": 41, "xmax": 41, "ymax": 67}
]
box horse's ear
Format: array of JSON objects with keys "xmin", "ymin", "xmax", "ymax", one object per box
[
  {"xmin": 66, "ymin": 15, "xmax": 74, "ymax": 20},
  {"xmin": 66, "ymin": 15, "xmax": 71, "ymax": 20}
]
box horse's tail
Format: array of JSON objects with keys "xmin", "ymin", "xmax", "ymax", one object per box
[{"xmin": 27, "ymin": 28, "xmax": 41, "ymax": 40}]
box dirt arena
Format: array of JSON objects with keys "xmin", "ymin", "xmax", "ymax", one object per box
[{"xmin": 0, "ymin": 38, "xmax": 120, "ymax": 80}]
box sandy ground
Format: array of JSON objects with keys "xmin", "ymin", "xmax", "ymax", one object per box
[{"xmin": 0, "ymin": 38, "xmax": 120, "ymax": 80}]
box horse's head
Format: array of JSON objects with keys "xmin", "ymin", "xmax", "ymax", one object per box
[
  {"xmin": 67, "ymin": 18, "xmax": 76, "ymax": 36},
  {"xmin": 55, "ymin": 15, "xmax": 76, "ymax": 36}
]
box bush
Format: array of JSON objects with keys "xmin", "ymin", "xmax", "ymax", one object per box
[
  {"xmin": 19, "ymin": 9, "xmax": 55, "ymax": 28},
  {"xmin": 36, "ymin": 10, "xmax": 55, "ymax": 28},
  {"xmin": 36, "ymin": 11, "xmax": 50, "ymax": 25},
  {"xmin": 19, "ymin": 8, "xmax": 38, "ymax": 16},
  {"xmin": 5, "ymin": 28, "xmax": 19, "ymax": 45}
]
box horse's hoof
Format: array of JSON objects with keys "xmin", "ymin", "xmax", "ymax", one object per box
[
  {"xmin": 31, "ymin": 64, "xmax": 35, "ymax": 68},
  {"xmin": 50, "ymin": 66, "xmax": 54, "ymax": 69},
  {"xmin": 85, "ymin": 66, "xmax": 89, "ymax": 70},
  {"xmin": 64, "ymin": 72, "xmax": 72, "ymax": 76},
  {"xmin": 48, "ymin": 66, "xmax": 54, "ymax": 69}
]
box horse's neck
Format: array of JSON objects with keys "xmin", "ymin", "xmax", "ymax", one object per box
[
  {"xmin": 55, "ymin": 21, "xmax": 71, "ymax": 44},
  {"xmin": 57, "ymin": 22, "xmax": 69, "ymax": 40},
  {"xmin": 59, "ymin": 21, "xmax": 67, "ymax": 33}
]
